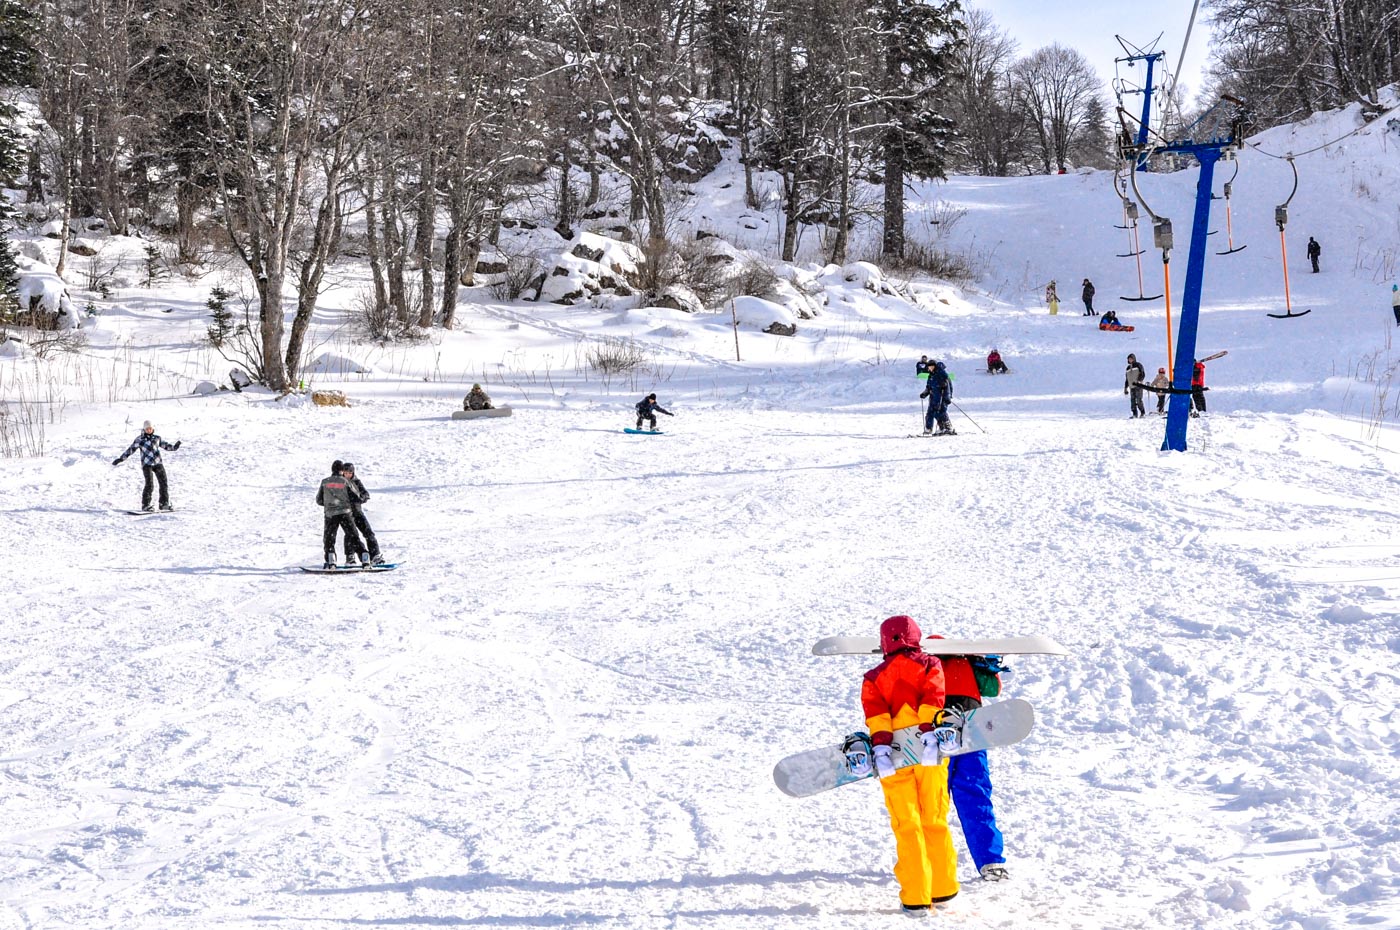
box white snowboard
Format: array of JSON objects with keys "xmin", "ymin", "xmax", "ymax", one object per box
[
  {"xmin": 773, "ymin": 699, "xmax": 1035, "ymax": 798},
  {"xmin": 811, "ymin": 633, "xmax": 1068, "ymax": 657}
]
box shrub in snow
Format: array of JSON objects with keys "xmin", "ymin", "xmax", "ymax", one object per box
[
  {"xmin": 311, "ymin": 390, "xmax": 350, "ymax": 407},
  {"xmin": 586, "ymin": 337, "xmax": 652, "ymax": 375}
]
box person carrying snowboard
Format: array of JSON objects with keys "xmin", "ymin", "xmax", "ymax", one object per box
[
  {"xmin": 1151, "ymin": 366, "xmax": 1170, "ymax": 414},
  {"xmin": 316, "ymin": 459, "xmax": 367, "ymax": 569},
  {"xmin": 1045, "ymin": 280, "xmax": 1059, "ymax": 315},
  {"xmin": 1190, "ymin": 359, "xmax": 1208, "ymax": 417},
  {"xmin": 929, "ymin": 636, "xmax": 1011, "ymax": 882},
  {"xmin": 464, "ymin": 383, "xmax": 494, "ymax": 410},
  {"xmin": 921, "ymin": 361, "xmax": 955, "ymax": 435},
  {"xmin": 1124, "ymin": 354, "xmax": 1146, "ymax": 418},
  {"xmin": 340, "ymin": 461, "xmax": 385, "ymax": 565},
  {"xmin": 862, "ymin": 615, "xmax": 960, "ymax": 914},
  {"xmin": 112, "ymin": 420, "xmax": 181, "ymax": 512},
  {"xmin": 634, "ymin": 393, "xmax": 673, "ymax": 431},
  {"xmin": 986, "ymin": 349, "xmax": 1008, "ymax": 374},
  {"xmin": 1307, "ymin": 236, "xmax": 1321, "ymax": 273},
  {"xmin": 915, "ymin": 355, "xmax": 931, "ymax": 380},
  {"xmin": 1081, "ymin": 278, "xmax": 1097, "ymax": 316}
]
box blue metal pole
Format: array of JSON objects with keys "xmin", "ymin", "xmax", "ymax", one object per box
[
  {"xmin": 1163, "ymin": 147, "xmax": 1220, "ymax": 452},
  {"xmin": 1136, "ymin": 56, "xmax": 1157, "ymax": 171}
]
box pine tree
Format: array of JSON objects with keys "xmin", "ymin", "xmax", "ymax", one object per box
[
  {"xmin": 0, "ymin": 0, "xmax": 36, "ymax": 316},
  {"xmin": 878, "ymin": 0, "xmax": 964, "ymax": 259}
]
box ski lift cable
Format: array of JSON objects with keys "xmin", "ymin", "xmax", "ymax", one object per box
[
  {"xmin": 1248, "ymin": 99, "xmax": 1400, "ymax": 161},
  {"xmin": 1165, "ymin": 0, "xmax": 1202, "ymax": 120}
]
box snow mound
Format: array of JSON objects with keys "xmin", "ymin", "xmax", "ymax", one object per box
[
  {"xmin": 15, "ymin": 257, "xmax": 78, "ymax": 329},
  {"xmin": 304, "ymin": 353, "xmax": 373, "ymax": 376},
  {"xmin": 728, "ymin": 295, "xmax": 796, "ymax": 328}
]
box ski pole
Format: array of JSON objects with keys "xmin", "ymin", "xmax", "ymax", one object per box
[{"xmin": 949, "ymin": 400, "xmax": 986, "ymax": 433}]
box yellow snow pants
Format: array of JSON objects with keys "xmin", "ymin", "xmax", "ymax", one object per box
[{"xmin": 879, "ymin": 761, "xmax": 959, "ymax": 905}]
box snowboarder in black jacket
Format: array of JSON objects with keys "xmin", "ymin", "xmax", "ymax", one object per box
[
  {"xmin": 635, "ymin": 393, "xmax": 673, "ymax": 431},
  {"xmin": 340, "ymin": 461, "xmax": 384, "ymax": 565},
  {"xmin": 1082, "ymin": 278, "xmax": 1097, "ymax": 316},
  {"xmin": 316, "ymin": 460, "xmax": 367, "ymax": 569},
  {"xmin": 112, "ymin": 420, "xmax": 181, "ymax": 511},
  {"xmin": 1307, "ymin": 237, "xmax": 1321, "ymax": 273},
  {"xmin": 920, "ymin": 362, "xmax": 955, "ymax": 435}
]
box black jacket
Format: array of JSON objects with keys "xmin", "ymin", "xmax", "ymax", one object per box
[
  {"xmin": 316, "ymin": 474, "xmax": 363, "ymax": 517},
  {"xmin": 636, "ymin": 398, "xmax": 672, "ymax": 417}
]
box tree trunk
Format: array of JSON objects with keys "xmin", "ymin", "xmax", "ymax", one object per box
[
  {"xmin": 415, "ymin": 150, "xmax": 437, "ymax": 329},
  {"xmin": 555, "ymin": 149, "xmax": 574, "ymax": 239},
  {"xmin": 781, "ymin": 170, "xmax": 799, "ymax": 262},
  {"xmin": 882, "ymin": 129, "xmax": 904, "ymax": 259},
  {"xmin": 362, "ymin": 166, "xmax": 389, "ymax": 312}
]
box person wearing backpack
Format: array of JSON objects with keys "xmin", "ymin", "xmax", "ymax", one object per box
[{"xmin": 930, "ymin": 636, "xmax": 1011, "ymax": 882}]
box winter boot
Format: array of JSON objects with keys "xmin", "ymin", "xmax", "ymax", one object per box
[
  {"xmin": 371, "ymin": 553, "xmax": 386, "ymax": 566},
  {"xmin": 900, "ymin": 904, "xmax": 930, "ymax": 917},
  {"xmin": 141, "ymin": 504, "xmax": 155, "ymax": 513},
  {"xmin": 979, "ymin": 863, "xmax": 1009, "ymax": 882},
  {"xmin": 159, "ymin": 503, "xmax": 174, "ymax": 512},
  {"xmin": 922, "ymin": 428, "xmax": 933, "ymax": 436},
  {"xmin": 358, "ymin": 552, "xmax": 372, "ymax": 568},
  {"xmin": 323, "ymin": 552, "xmax": 337, "ymax": 570}
]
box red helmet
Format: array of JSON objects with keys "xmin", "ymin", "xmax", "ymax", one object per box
[{"xmin": 879, "ymin": 615, "xmax": 923, "ymax": 656}]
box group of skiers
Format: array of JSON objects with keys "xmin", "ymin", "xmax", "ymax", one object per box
[
  {"xmin": 1125, "ymin": 354, "xmax": 1208, "ymax": 418},
  {"xmin": 915, "ymin": 356, "xmax": 956, "ymax": 435},
  {"xmin": 861, "ymin": 615, "xmax": 1010, "ymax": 913}
]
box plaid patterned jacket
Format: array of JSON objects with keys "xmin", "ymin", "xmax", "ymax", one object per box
[{"xmin": 116, "ymin": 432, "xmax": 177, "ymax": 467}]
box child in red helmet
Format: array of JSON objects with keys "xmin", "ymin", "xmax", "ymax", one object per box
[{"xmin": 860, "ymin": 615, "xmax": 959, "ymax": 913}]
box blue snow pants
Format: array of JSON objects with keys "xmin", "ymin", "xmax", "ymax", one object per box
[
  {"xmin": 947, "ymin": 749, "xmax": 1004, "ymax": 870},
  {"xmin": 924, "ymin": 396, "xmax": 949, "ymax": 432}
]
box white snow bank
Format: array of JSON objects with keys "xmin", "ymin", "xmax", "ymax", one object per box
[
  {"xmin": 304, "ymin": 352, "xmax": 373, "ymax": 376},
  {"xmin": 728, "ymin": 295, "xmax": 796, "ymax": 327}
]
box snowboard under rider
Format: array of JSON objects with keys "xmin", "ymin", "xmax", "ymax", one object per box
[
  {"xmin": 861, "ymin": 615, "xmax": 960, "ymax": 914},
  {"xmin": 635, "ymin": 393, "xmax": 673, "ymax": 431},
  {"xmin": 931, "ymin": 636, "xmax": 1011, "ymax": 883},
  {"xmin": 1151, "ymin": 367, "xmax": 1170, "ymax": 414},
  {"xmin": 986, "ymin": 349, "xmax": 1008, "ymax": 374},
  {"xmin": 1125, "ymin": 354, "xmax": 1146, "ymax": 418},
  {"xmin": 316, "ymin": 459, "xmax": 368, "ymax": 569},
  {"xmin": 112, "ymin": 420, "xmax": 181, "ymax": 512},
  {"xmin": 920, "ymin": 362, "xmax": 955, "ymax": 435},
  {"xmin": 341, "ymin": 461, "xmax": 385, "ymax": 565}
]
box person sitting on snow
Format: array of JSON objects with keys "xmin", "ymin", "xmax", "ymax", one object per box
[
  {"xmin": 464, "ymin": 384, "xmax": 494, "ymax": 410},
  {"xmin": 986, "ymin": 349, "xmax": 1008, "ymax": 374}
]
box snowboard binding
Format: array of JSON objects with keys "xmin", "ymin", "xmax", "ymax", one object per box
[{"xmin": 841, "ymin": 732, "xmax": 874, "ymax": 777}]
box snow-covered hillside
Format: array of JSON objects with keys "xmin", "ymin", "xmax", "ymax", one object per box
[{"xmin": 2, "ymin": 95, "xmax": 1399, "ymax": 930}]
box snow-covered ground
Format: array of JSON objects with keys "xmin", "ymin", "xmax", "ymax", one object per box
[{"xmin": 3, "ymin": 95, "xmax": 1400, "ymax": 929}]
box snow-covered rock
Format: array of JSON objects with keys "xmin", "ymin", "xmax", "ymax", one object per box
[
  {"xmin": 727, "ymin": 295, "xmax": 797, "ymax": 328},
  {"xmin": 15, "ymin": 257, "xmax": 78, "ymax": 329},
  {"xmin": 538, "ymin": 231, "xmax": 641, "ymax": 305}
]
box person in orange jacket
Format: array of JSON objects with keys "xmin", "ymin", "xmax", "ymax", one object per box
[{"xmin": 861, "ymin": 615, "xmax": 959, "ymax": 914}]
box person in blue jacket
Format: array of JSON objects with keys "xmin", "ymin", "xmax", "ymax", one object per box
[
  {"xmin": 634, "ymin": 393, "xmax": 673, "ymax": 431},
  {"xmin": 920, "ymin": 362, "xmax": 956, "ymax": 436}
]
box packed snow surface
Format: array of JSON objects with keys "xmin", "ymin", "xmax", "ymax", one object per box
[{"xmin": 2, "ymin": 95, "xmax": 1400, "ymax": 929}]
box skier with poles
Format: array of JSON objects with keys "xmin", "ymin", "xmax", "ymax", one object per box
[
  {"xmin": 861, "ymin": 615, "xmax": 960, "ymax": 914},
  {"xmin": 920, "ymin": 361, "xmax": 956, "ymax": 436},
  {"xmin": 112, "ymin": 420, "xmax": 182, "ymax": 512}
]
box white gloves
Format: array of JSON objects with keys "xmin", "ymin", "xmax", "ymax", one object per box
[{"xmin": 873, "ymin": 745, "xmax": 896, "ymax": 778}]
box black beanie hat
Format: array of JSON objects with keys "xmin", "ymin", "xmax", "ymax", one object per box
[
  {"xmin": 341, "ymin": 462, "xmax": 355, "ymax": 473},
  {"xmin": 332, "ymin": 459, "xmax": 344, "ymax": 474}
]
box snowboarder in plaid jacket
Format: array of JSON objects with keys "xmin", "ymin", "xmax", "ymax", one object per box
[
  {"xmin": 316, "ymin": 460, "xmax": 367, "ymax": 569},
  {"xmin": 112, "ymin": 420, "xmax": 181, "ymax": 511}
]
